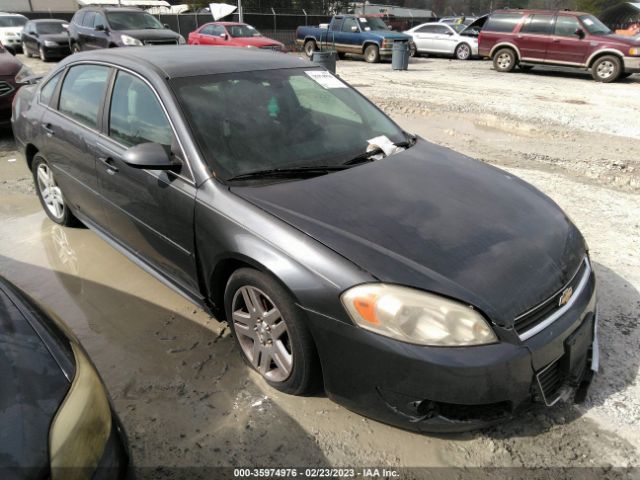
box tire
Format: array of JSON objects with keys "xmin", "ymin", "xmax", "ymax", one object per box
[
  {"xmin": 591, "ymin": 55, "xmax": 622, "ymax": 83},
  {"xmin": 39, "ymin": 45, "xmax": 49, "ymax": 62},
  {"xmin": 25, "ymin": 46, "xmax": 32, "ymax": 58},
  {"xmin": 364, "ymin": 44, "xmax": 380, "ymax": 63},
  {"xmin": 493, "ymin": 48, "xmax": 517, "ymax": 72},
  {"xmin": 32, "ymin": 156, "xmax": 80, "ymax": 227},
  {"xmin": 71, "ymin": 42, "xmax": 81, "ymax": 54},
  {"xmin": 409, "ymin": 43, "xmax": 417, "ymax": 58},
  {"xmin": 337, "ymin": 51, "xmax": 346, "ymax": 60},
  {"xmin": 303, "ymin": 39, "xmax": 317, "ymax": 59},
  {"xmin": 225, "ymin": 268, "xmax": 321, "ymax": 395},
  {"xmin": 454, "ymin": 43, "xmax": 471, "ymax": 60}
]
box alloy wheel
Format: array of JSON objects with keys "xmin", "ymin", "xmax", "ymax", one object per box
[
  {"xmin": 231, "ymin": 285, "xmax": 293, "ymax": 382},
  {"xmin": 496, "ymin": 52, "xmax": 512, "ymax": 70},
  {"xmin": 36, "ymin": 163, "xmax": 65, "ymax": 220},
  {"xmin": 456, "ymin": 44, "xmax": 470, "ymax": 60},
  {"xmin": 596, "ymin": 60, "xmax": 615, "ymax": 80}
]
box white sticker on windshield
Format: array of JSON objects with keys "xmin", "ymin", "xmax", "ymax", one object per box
[
  {"xmin": 359, "ymin": 17, "xmax": 368, "ymax": 22},
  {"xmin": 305, "ymin": 70, "xmax": 348, "ymax": 89}
]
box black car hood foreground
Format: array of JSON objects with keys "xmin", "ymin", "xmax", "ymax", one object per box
[
  {"xmin": 232, "ymin": 139, "xmax": 586, "ymax": 326},
  {"xmin": 0, "ymin": 281, "xmax": 70, "ymax": 477}
]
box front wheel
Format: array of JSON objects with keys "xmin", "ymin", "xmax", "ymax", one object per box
[
  {"xmin": 303, "ymin": 39, "xmax": 317, "ymax": 59},
  {"xmin": 591, "ymin": 55, "xmax": 622, "ymax": 83},
  {"xmin": 225, "ymin": 268, "xmax": 321, "ymax": 395},
  {"xmin": 39, "ymin": 45, "xmax": 49, "ymax": 62},
  {"xmin": 33, "ymin": 156, "xmax": 79, "ymax": 227},
  {"xmin": 493, "ymin": 48, "xmax": 517, "ymax": 72},
  {"xmin": 454, "ymin": 43, "xmax": 471, "ymax": 60},
  {"xmin": 364, "ymin": 44, "xmax": 380, "ymax": 63},
  {"xmin": 71, "ymin": 42, "xmax": 81, "ymax": 54}
]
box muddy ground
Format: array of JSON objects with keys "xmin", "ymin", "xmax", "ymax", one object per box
[{"xmin": 0, "ymin": 54, "xmax": 638, "ymax": 478}]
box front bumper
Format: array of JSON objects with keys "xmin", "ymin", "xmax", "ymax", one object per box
[
  {"xmin": 1, "ymin": 36, "xmax": 22, "ymax": 51},
  {"xmin": 41, "ymin": 44, "xmax": 71, "ymax": 57},
  {"xmin": 624, "ymin": 56, "xmax": 640, "ymax": 73},
  {"xmin": 304, "ymin": 271, "xmax": 597, "ymax": 433}
]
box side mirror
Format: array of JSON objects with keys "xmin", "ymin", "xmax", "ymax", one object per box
[
  {"xmin": 220, "ymin": 33, "xmax": 228, "ymax": 40},
  {"xmin": 33, "ymin": 32, "xmax": 39, "ymax": 37},
  {"xmin": 575, "ymin": 28, "xmax": 585, "ymax": 39},
  {"xmin": 164, "ymin": 23, "xmax": 170, "ymax": 29},
  {"xmin": 351, "ymin": 25, "xmax": 358, "ymax": 32},
  {"xmin": 95, "ymin": 24, "xmax": 106, "ymax": 32},
  {"xmin": 122, "ymin": 143, "xmax": 179, "ymax": 170}
]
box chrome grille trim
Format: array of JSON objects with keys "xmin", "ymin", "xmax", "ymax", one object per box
[{"xmin": 516, "ymin": 258, "xmax": 592, "ymax": 341}]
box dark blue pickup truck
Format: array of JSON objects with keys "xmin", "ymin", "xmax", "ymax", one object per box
[{"xmin": 296, "ymin": 15, "xmax": 413, "ymax": 63}]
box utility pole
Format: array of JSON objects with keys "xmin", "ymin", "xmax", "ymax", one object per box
[{"xmin": 238, "ymin": 0, "xmax": 244, "ymax": 22}]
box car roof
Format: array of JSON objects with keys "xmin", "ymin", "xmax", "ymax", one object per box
[
  {"xmin": 0, "ymin": 12, "xmax": 27, "ymax": 17},
  {"xmin": 31, "ymin": 19, "xmax": 67, "ymax": 23},
  {"xmin": 60, "ymin": 46, "xmax": 313, "ymax": 78},
  {"xmin": 492, "ymin": 9, "xmax": 590, "ymax": 16},
  {"xmin": 77, "ymin": 6, "xmax": 143, "ymax": 12}
]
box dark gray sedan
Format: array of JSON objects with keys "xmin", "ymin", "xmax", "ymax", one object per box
[{"xmin": 11, "ymin": 46, "xmax": 598, "ymax": 432}]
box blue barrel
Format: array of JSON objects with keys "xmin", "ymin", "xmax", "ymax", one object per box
[
  {"xmin": 392, "ymin": 41, "xmax": 409, "ymax": 71},
  {"xmin": 312, "ymin": 50, "xmax": 337, "ymax": 74}
]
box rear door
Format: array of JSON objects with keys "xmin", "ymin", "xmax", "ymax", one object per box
[
  {"xmin": 412, "ymin": 25, "xmax": 443, "ymax": 53},
  {"xmin": 95, "ymin": 69, "xmax": 199, "ymax": 293},
  {"xmin": 546, "ymin": 15, "xmax": 591, "ymax": 65},
  {"xmin": 517, "ymin": 13, "xmax": 555, "ymax": 61}
]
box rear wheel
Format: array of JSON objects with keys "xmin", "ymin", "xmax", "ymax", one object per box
[
  {"xmin": 364, "ymin": 44, "xmax": 380, "ymax": 63},
  {"xmin": 454, "ymin": 43, "xmax": 471, "ymax": 60},
  {"xmin": 591, "ymin": 55, "xmax": 622, "ymax": 83},
  {"xmin": 493, "ymin": 48, "xmax": 517, "ymax": 72},
  {"xmin": 337, "ymin": 51, "xmax": 346, "ymax": 60},
  {"xmin": 303, "ymin": 39, "xmax": 317, "ymax": 59},
  {"xmin": 25, "ymin": 46, "xmax": 32, "ymax": 58},
  {"xmin": 225, "ymin": 268, "xmax": 321, "ymax": 395},
  {"xmin": 33, "ymin": 156, "xmax": 79, "ymax": 227}
]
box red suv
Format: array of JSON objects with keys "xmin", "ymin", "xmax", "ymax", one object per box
[{"xmin": 478, "ymin": 9, "xmax": 640, "ymax": 82}]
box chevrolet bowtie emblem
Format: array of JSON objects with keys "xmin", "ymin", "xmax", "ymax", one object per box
[{"xmin": 559, "ymin": 286, "xmax": 573, "ymax": 307}]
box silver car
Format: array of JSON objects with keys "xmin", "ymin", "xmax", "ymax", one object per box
[{"xmin": 404, "ymin": 22, "xmax": 478, "ymax": 60}]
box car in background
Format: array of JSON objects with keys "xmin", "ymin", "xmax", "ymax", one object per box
[
  {"xmin": 405, "ymin": 22, "xmax": 478, "ymax": 60},
  {"xmin": 0, "ymin": 275, "xmax": 130, "ymax": 478},
  {"xmin": 478, "ymin": 9, "xmax": 640, "ymax": 82},
  {"xmin": 188, "ymin": 22, "xmax": 284, "ymax": 51},
  {"xmin": 0, "ymin": 47, "xmax": 32, "ymax": 127},
  {"xmin": 13, "ymin": 46, "xmax": 598, "ymax": 432},
  {"xmin": 0, "ymin": 12, "xmax": 27, "ymax": 54},
  {"xmin": 68, "ymin": 6, "xmax": 184, "ymax": 52},
  {"xmin": 22, "ymin": 19, "xmax": 71, "ymax": 62}
]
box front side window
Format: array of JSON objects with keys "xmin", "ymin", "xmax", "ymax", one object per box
[
  {"xmin": 40, "ymin": 71, "xmax": 62, "ymax": 106},
  {"xmin": 106, "ymin": 11, "xmax": 164, "ymax": 30},
  {"xmin": 109, "ymin": 71, "xmax": 172, "ymax": 147},
  {"xmin": 521, "ymin": 14, "xmax": 554, "ymax": 35},
  {"xmin": 483, "ymin": 13, "xmax": 523, "ymax": 33},
  {"xmin": 342, "ymin": 17, "xmax": 358, "ymax": 32},
  {"xmin": 93, "ymin": 13, "xmax": 107, "ymax": 29},
  {"xmin": 171, "ymin": 68, "xmax": 406, "ymax": 181},
  {"xmin": 554, "ymin": 15, "xmax": 581, "ymax": 37},
  {"xmin": 58, "ymin": 65, "xmax": 110, "ymax": 129}
]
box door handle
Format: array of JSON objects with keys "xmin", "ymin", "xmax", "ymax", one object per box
[
  {"xmin": 98, "ymin": 156, "xmax": 119, "ymax": 174},
  {"xmin": 42, "ymin": 122, "xmax": 54, "ymax": 136},
  {"xmin": 552, "ymin": 38, "xmax": 561, "ymax": 43}
]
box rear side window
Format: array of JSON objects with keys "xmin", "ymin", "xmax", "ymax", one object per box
[
  {"xmin": 109, "ymin": 71, "xmax": 173, "ymax": 147},
  {"xmin": 483, "ymin": 13, "xmax": 523, "ymax": 33},
  {"xmin": 521, "ymin": 14, "xmax": 554, "ymax": 35},
  {"xmin": 555, "ymin": 15, "xmax": 581, "ymax": 37},
  {"xmin": 39, "ymin": 71, "xmax": 62, "ymax": 106},
  {"xmin": 58, "ymin": 65, "xmax": 110, "ymax": 129}
]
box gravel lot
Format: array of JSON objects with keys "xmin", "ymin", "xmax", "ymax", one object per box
[{"xmin": 0, "ymin": 53, "xmax": 639, "ymax": 478}]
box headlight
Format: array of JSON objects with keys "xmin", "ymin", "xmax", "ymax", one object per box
[
  {"xmin": 43, "ymin": 40, "xmax": 58, "ymax": 47},
  {"xmin": 341, "ymin": 284, "xmax": 497, "ymax": 346},
  {"xmin": 14, "ymin": 64, "xmax": 34, "ymax": 84},
  {"xmin": 629, "ymin": 47, "xmax": 640, "ymax": 56},
  {"xmin": 49, "ymin": 343, "xmax": 112, "ymax": 479},
  {"xmin": 178, "ymin": 35, "xmax": 186, "ymax": 44},
  {"xmin": 121, "ymin": 34, "xmax": 143, "ymax": 46}
]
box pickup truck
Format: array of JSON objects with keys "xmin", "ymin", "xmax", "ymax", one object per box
[{"xmin": 296, "ymin": 15, "xmax": 413, "ymax": 63}]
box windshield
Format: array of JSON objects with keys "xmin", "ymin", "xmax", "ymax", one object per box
[
  {"xmin": 171, "ymin": 68, "xmax": 406, "ymax": 181},
  {"xmin": 451, "ymin": 24, "xmax": 466, "ymax": 33},
  {"xmin": 579, "ymin": 15, "xmax": 611, "ymax": 35},
  {"xmin": 106, "ymin": 11, "xmax": 164, "ymax": 30},
  {"xmin": 359, "ymin": 17, "xmax": 388, "ymax": 31},
  {"xmin": 0, "ymin": 16, "xmax": 27, "ymax": 28},
  {"xmin": 227, "ymin": 24, "xmax": 261, "ymax": 37},
  {"xmin": 36, "ymin": 22, "xmax": 66, "ymax": 34}
]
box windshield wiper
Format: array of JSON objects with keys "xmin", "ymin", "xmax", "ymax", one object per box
[{"xmin": 227, "ymin": 165, "xmax": 348, "ymax": 181}]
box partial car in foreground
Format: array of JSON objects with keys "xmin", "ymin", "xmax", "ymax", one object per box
[
  {"xmin": 0, "ymin": 12, "xmax": 27, "ymax": 54},
  {"xmin": 12, "ymin": 46, "xmax": 598, "ymax": 432},
  {"xmin": 478, "ymin": 9, "xmax": 640, "ymax": 82},
  {"xmin": 404, "ymin": 21, "xmax": 478, "ymax": 59},
  {"xmin": 22, "ymin": 19, "xmax": 71, "ymax": 61},
  {"xmin": 0, "ymin": 47, "xmax": 32, "ymax": 127},
  {"xmin": 68, "ymin": 6, "xmax": 184, "ymax": 52},
  {"xmin": 188, "ymin": 22, "xmax": 284, "ymax": 50},
  {"xmin": 0, "ymin": 276, "xmax": 129, "ymax": 479}
]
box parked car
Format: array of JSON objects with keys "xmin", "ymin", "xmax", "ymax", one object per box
[
  {"xmin": 188, "ymin": 22, "xmax": 284, "ymax": 51},
  {"xmin": 404, "ymin": 22, "xmax": 478, "ymax": 60},
  {"xmin": 296, "ymin": 14, "xmax": 413, "ymax": 62},
  {"xmin": 22, "ymin": 19, "xmax": 71, "ymax": 62},
  {"xmin": 0, "ymin": 275, "xmax": 130, "ymax": 478},
  {"xmin": 0, "ymin": 12, "xmax": 27, "ymax": 54},
  {"xmin": 0, "ymin": 47, "xmax": 32, "ymax": 127},
  {"xmin": 68, "ymin": 6, "xmax": 184, "ymax": 52},
  {"xmin": 478, "ymin": 9, "xmax": 640, "ymax": 82},
  {"xmin": 13, "ymin": 46, "xmax": 598, "ymax": 432}
]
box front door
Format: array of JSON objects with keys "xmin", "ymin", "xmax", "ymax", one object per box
[
  {"xmin": 516, "ymin": 13, "xmax": 554, "ymax": 62},
  {"xmin": 95, "ymin": 69, "xmax": 199, "ymax": 293},
  {"xmin": 546, "ymin": 15, "xmax": 592, "ymax": 65}
]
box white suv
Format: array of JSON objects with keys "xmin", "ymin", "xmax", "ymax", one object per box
[{"xmin": 0, "ymin": 13, "xmax": 27, "ymax": 53}]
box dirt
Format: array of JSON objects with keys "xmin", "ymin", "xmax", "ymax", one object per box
[{"xmin": 0, "ymin": 54, "xmax": 638, "ymax": 477}]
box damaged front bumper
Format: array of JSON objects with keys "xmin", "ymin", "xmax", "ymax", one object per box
[{"xmin": 304, "ymin": 271, "xmax": 597, "ymax": 433}]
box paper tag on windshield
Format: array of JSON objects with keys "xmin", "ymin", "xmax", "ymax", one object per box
[{"xmin": 305, "ymin": 70, "xmax": 348, "ymax": 89}]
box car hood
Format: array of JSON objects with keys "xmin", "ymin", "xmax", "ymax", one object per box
[
  {"xmin": 0, "ymin": 27, "xmax": 24, "ymax": 36},
  {"xmin": 39, "ymin": 33, "xmax": 69, "ymax": 43},
  {"xmin": 231, "ymin": 139, "xmax": 586, "ymax": 326},
  {"xmin": 120, "ymin": 28, "xmax": 180, "ymax": 41},
  {"xmin": 0, "ymin": 281, "xmax": 70, "ymax": 474},
  {"xmin": 600, "ymin": 33, "xmax": 640, "ymax": 45}
]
